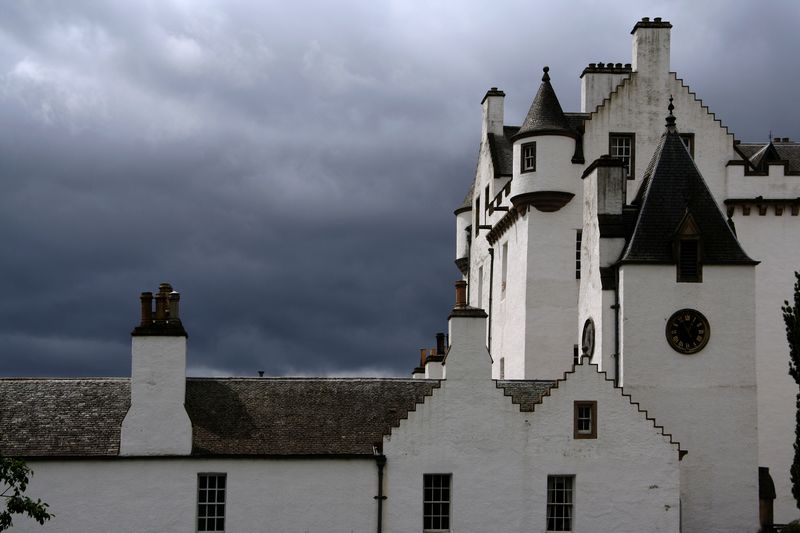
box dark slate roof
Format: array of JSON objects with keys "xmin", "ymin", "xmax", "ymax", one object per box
[
  {"xmin": 487, "ymin": 126, "xmax": 519, "ymax": 178},
  {"xmin": 513, "ymin": 67, "xmax": 577, "ymax": 141},
  {"xmin": 621, "ymin": 126, "xmax": 756, "ymax": 264},
  {"xmin": 496, "ymin": 380, "xmax": 556, "ymax": 410},
  {"xmin": 0, "ymin": 378, "xmax": 440, "ymax": 457},
  {"xmin": 737, "ymin": 141, "xmax": 800, "ymax": 173},
  {"xmin": 0, "ymin": 379, "xmax": 129, "ymax": 457},
  {"xmin": 186, "ymin": 378, "xmax": 439, "ymax": 456},
  {"xmin": 455, "ymin": 181, "xmax": 475, "ymax": 213}
]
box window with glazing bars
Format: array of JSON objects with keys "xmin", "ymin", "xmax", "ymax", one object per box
[
  {"xmin": 575, "ymin": 230, "xmax": 582, "ymax": 279},
  {"xmin": 521, "ymin": 142, "xmax": 536, "ymax": 173},
  {"xmin": 547, "ymin": 475, "xmax": 574, "ymax": 532},
  {"xmin": 423, "ymin": 473, "xmax": 451, "ymax": 531},
  {"xmin": 609, "ymin": 133, "xmax": 635, "ymax": 179},
  {"xmin": 197, "ymin": 473, "xmax": 226, "ymax": 532}
]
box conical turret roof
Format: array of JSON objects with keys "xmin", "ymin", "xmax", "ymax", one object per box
[
  {"xmin": 513, "ymin": 67, "xmax": 577, "ymax": 142},
  {"xmin": 621, "ymin": 103, "xmax": 755, "ymax": 265}
]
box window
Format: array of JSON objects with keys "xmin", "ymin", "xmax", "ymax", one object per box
[
  {"xmin": 484, "ymin": 185, "xmax": 490, "ymax": 222},
  {"xmin": 474, "ymin": 197, "xmax": 480, "ymax": 237},
  {"xmin": 521, "ymin": 142, "xmax": 536, "ymax": 173},
  {"xmin": 575, "ymin": 230, "xmax": 582, "ymax": 280},
  {"xmin": 197, "ymin": 473, "xmax": 226, "ymax": 532},
  {"xmin": 677, "ymin": 239, "xmax": 701, "ymax": 282},
  {"xmin": 477, "ymin": 266, "xmax": 484, "ymax": 309},
  {"xmin": 423, "ymin": 474, "xmax": 451, "ymax": 532},
  {"xmin": 500, "ymin": 242, "xmax": 508, "ymax": 299},
  {"xmin": 499, "ymin": 357, "xmax": 505, "ymax": 379},
  {"xmin": 547, "ymin": 475, "xmax": 574, "ymax": 532},
  {"xmin": 679, "ymin": 133, "xmax": 694, "ymax": 158},
  {"xmin": 574, "ymin": 401, "xmax": 597, "ymax": 439},
  {"xmin": 609, "ymin": 133, "xmax": 635, "ymax": 179}
]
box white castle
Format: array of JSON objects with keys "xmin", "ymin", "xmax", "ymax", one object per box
[{"xmin": 1, "ymin": 17, "xmax": 798, "ymax": 533}]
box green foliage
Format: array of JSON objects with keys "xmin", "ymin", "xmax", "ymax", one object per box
[
  {"xmin": 0, "ymin": 455, "xmax": 53, "ymax": 531},
  {"xmin": 784, "ymin": 271, "xmax": 800, "ymax": 511}
]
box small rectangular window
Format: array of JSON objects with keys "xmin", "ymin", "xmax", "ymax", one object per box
[
  {"xmin": 521, "ymin": 142, "xmax": 536, "ymax": 173},
  {"xmin": 423, "ymin": 474, "xmax": 451, "ymax": 532},
  {"xmin": 500, "ymin": 242, "xmax": 508, "ymax": 299},
  {"xmin": 477, "ymin": 266, "xmax": 484, "ymax": 309},
  {"xmin": 547, "ymin": 475, "xmax": 574, "ymax": 532},
  {"xmin": 574, "ymin": 401, "xmax": 597, "ymax": 439},
  {"xmin": 575, "ymin": 230, "xmax": 582, "ymax": 280},
  {"xmin": 484, "ymin": 185, "xmax": 490, "ymax": 219},
  {"xmin": 609, "ymin": 133, "xmax": 635, "ymax": 179},
  {"xmin": 197, "ymin": 473, "xmax": 226, "ymax": 532},
  {"xmin": 679, "ymin": 133, "xmax": 695, "ymax": 158},
  {"xmin": 474, "ymin": 197, "xmax": 480, "ymax": 237},
  {"xmin": 499, "ymin": 357, "xmax": 505, "ymax": 379}
]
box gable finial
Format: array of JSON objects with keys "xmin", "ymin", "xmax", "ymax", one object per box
[
  {"xmin": 666, "ymin": 95, "xmax": 677, "ymax": 130},
  {"xmin": 542, "ymin": 66, "xmax": 550, "ymax": 82}
]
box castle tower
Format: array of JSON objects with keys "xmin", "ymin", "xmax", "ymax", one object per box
[{"xmin": 616, "ymin": 106, "xmax": 759, "ymax": 532}]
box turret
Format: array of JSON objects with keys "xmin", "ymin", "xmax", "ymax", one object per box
[{"xmin": 509, "ymin": 67, "xmax": 579, "ymax": 213}]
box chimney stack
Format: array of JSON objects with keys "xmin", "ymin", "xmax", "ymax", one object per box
[
  {"xmin": 121, "ymin": 283, "xmax": 192, "ymax": 456},
  {"xmin": 631, "ymin": 17, "xmax": 672, "ymax": 80},
  {"xmin": 481, "ymin": 87, "xmax": 505, "ymax": 139}
]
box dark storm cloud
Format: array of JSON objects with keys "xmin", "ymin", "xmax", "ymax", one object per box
[{"xmin": 0, "ymin": 0, "xmax": 797, "ymax": 377}]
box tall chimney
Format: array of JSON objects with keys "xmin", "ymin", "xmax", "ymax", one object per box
[
  {"xmin": 631, "ymin": 17, "xmax": 672, "ymax": 80},
  {"xmin": 481, "ymin": 87, "xmax": 505, "ymax": 139},
  {"xmin": 447, "ymin": 280, "xmax": 490, "ymax": 381},
  {"xmin": 121, "ymin": 283, "xmax": 192, "ymax": 456}
]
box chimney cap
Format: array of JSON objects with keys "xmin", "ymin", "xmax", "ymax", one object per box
[
  {"xmin": 481, "ymin": 86, "xmax": 506, "ymax": 104},
  {"xmin": 631, "ymin": 17, "xmax": 672, "ymax": 34}
]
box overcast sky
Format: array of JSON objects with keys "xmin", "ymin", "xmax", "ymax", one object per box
[{"xmin": 1, "ymin": 0, "xmax": 797, "ymax": 378}]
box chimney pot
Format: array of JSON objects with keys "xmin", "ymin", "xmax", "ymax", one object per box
[
  {"xmin": 154, "ymin": 290, "xmax": 168, "ymax": 321},
  {"xmin": 454, "ymin": 280, "xmax": 468, "ymax": 308},
  {"xmin": 139, "ymin": 292, "xmax": 153, "ymax": 326},
  {"xmin": 168, "ymin": 291, "xmax": 181, "ymax": 322},
  {"xmin": 654, "ymin": 17, "xmax": 662, "ymax": 22},
  {"xmin": 419, "ymin": 348, "xmax": 427, "ymax": 367},
  {"xmin": 642, "ymin": 17, "xmax": 650, "ymax": 22}
]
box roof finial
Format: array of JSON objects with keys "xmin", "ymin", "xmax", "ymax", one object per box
[
  {"xmin": 542, "ymin": 66, "xmax": 550, "ymax": 82},
  {"xmin": 666, "ymin": 95, "xmax": 677, "ymax": 130}
]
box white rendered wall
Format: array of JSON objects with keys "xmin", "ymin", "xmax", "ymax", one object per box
[
  {"xmin": 121, "ymin": 336, "xmax": 192, "ymax": 455},
  {"xmin": 729, "ymin": 209, "xmax": 800, "ymax": 523},
  {"xmin": 619, "ymin": 265, "xmax": 759, "ymax": 533},
  {"xmin": 581, "ymin": 72, "xmax": 630, "ymax": 113},
  {"xmin": 582, "ymin": 72, "xmax": 736, "ymax": 205},
  {"xmin": 13, "ymin": 458, "xmax": 376, "ymax": 533},
  {"xmin": 491, "ymin": 225, "xmax": 529, "ymax": 379},
  {"xmin": 455, "ymin": 209, "xmax": 471, "ymax": 261},
  {"xmin": 384, "ymin": 323, "xmax": 680, "ymax": 533},
  {"xmin": 510, "ymin": 136, "xmax": 576, "ymax": 197}
]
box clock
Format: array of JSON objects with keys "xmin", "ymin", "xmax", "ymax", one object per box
[
  {"xmin": 666, "ymin": 309, "xmax": 710, "ymax": 354},
  {"xmin": 581, "ymin": 318, "xmax": 595, "ymax": 358}
]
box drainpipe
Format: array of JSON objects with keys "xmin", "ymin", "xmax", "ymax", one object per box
[
  {"xmin": 488, "ymin": 247, "xmax": 495, "ymax": 354},
  {"xmin": 374, "ymin": 453, "xmax": 387, "ymax": 533},
  {"xmin": 612, "ymin": 266, "xmax": 620, "ymax": 386}
]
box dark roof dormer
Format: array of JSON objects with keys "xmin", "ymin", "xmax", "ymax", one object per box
[
  {"xmin": 512, "ymin": 67, "xmax": 577, "ymax": 142},
  {"xmin": 621, "ymin": 101, "xmax": 756, "ymax": 266}
]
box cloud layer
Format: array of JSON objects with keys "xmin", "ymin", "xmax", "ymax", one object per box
[{"xmin": 0, "ymin": 0, "xmax": 797, "ymax": 377}]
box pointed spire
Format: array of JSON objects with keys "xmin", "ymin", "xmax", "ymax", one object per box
[
  {"xmin": 512, "ymin": 66, "xmax": 577, "ymax": 142},
  {"xmin": 665, "ymin": 95, "xmax": 677, "ymax": 131}
]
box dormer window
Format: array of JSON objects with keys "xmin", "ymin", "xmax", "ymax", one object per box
[
  {"xmin": 521, "ymin": 142, "xmax": 536, "ymax": 173},
  {"xmin": 674, "ymin": 212, "xmax": 702, "ymax": 283}
]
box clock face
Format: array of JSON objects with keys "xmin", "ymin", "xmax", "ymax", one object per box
[{"xmin": 666, "ymin": 309, "xmax": 710, "ymax": 354}]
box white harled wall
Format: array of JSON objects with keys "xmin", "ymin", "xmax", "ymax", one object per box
[
  {"xmin": 386, "ymin": 313, "xmax": 680, "ymax": 532},
  {"xmin": 12, "ymin": 458, "xmax": 377, "ymax": 533},
  {"xmin": 728, "ymin": 206, "xmax": 800, "ymax": 523},
  {"xmin": 619, "ymin": 265, "xmax": 759, "ymax": 533}
]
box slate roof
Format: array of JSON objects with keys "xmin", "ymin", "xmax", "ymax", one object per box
[
  {"xmin": 513, "ymin": 67, "xmax": 577, "ymax": 141},
  {"xmin": 487, "ymin": 125, "xmax": 520, "ymax": 178},
  {"xmin": 0, "ymin": 377, "xmax": 569, "ymax": 457},
  {"xmin": 0, "ymin": 379, "xmax": 129, "ymax": 457},
  {"xmin": 737, "ymin": 141, "xmax": 800, "ymax": 173},
  {"xmin": 621, "ymin": 124, "xmax": 756, "ymax": 264},
  {"xmin": 496, "ymin": 380, "xmax": 556, "ymax": 410}
]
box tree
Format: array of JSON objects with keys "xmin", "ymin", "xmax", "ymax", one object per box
[
  {"xmin": 785, "ymin": 271, "xmax": 800, "ymax": 510},
  {"xmin": 0, "ymin": 454, "xmax": 52, "ymax": 531}
]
